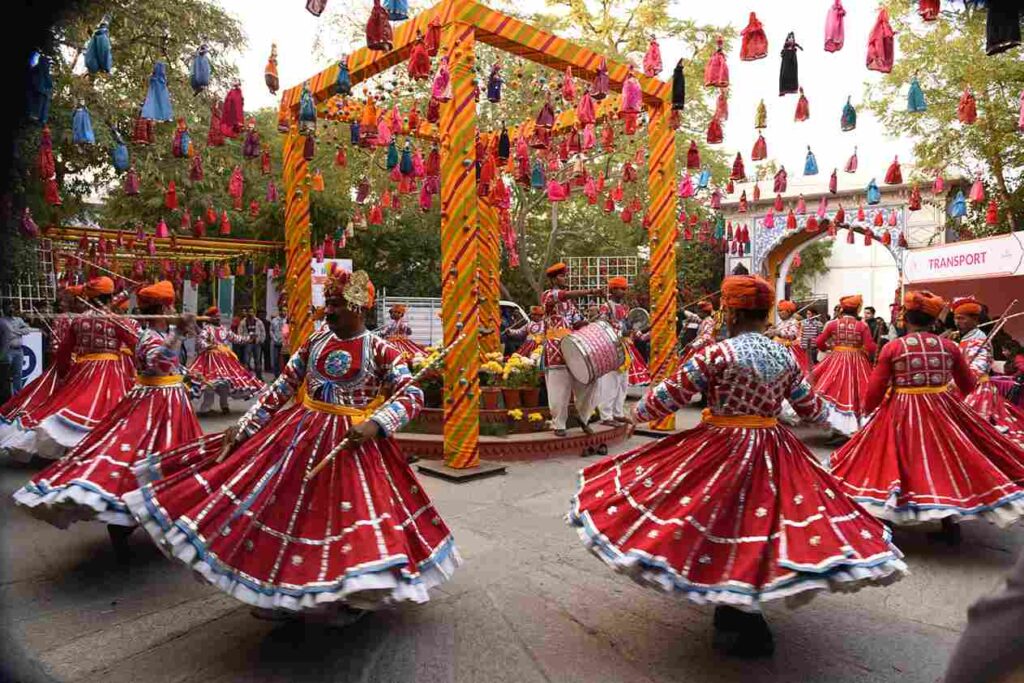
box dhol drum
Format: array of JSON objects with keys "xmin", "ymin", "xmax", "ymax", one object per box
[{"xmin": 561, "ymin": 321, "xmax": 626, "ymax": 384}]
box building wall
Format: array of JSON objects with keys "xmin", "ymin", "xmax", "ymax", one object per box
[{"xmin": 803, "ymin": 230, "xmax": 900, "ymax": 314}]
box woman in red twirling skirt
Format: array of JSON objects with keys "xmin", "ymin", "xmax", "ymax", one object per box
[
  {"xmin": 813, "ymin": 295, "xmax": 876, "ymax": 436},
  {"xmin": 379, "ymin": 304, "xmax": 426, "ymax": 360},
  {"xmin": 189, "ymin": 307, "xmax": 264, "ymax": 415},
  {"xmin": 569, "ymin": 275, "xmax": 906, "ymax": 658},
  {"xmin": 830, "ymin": 291, "xmax": 1024, "ymax": 542},
  {"xmin": 125, "ymin": 268, "xmax": 458, "ymax": 623},
  {"xmin": 770, "ymin": 300, "xmax": 810, "ymax": 375}
]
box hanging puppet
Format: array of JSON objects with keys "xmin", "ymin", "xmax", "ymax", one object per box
[
  {"xmin": 740, "ymin": 12, "xmax": 768, "ymax": 61},
  {"xmin": 779, "ymin": 32, "xmax": 802, "ymax": 95}
]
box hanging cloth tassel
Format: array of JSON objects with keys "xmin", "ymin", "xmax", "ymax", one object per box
[
  {"xmin": 72, "ymin": 103, "xmax": 95, "ymax": 144},
  {"xmin": 918, "ymin": 0, "xmax": 939, "ymax": 22},
  {"xmin": 164, "ymin": 182, "xmax": 178, "ymax": 210},
  {"xmin": 431, "ymin": 56, "xmax": 453, "ymax": 102},
  {"xmin": 267, "ymin": 181, "xmax": 279, "ymax": 203},
  {"xmin": 307, "ymin": 0, "xmax": 328, "ymax": 16},
  {"xmin": 704, "ymin": 35, "xmax": 729, "ymax": 87},
  {"xmin": 908, "ymin": 185, "xmax": 922, "ymax": 211},
  {"xmin": 751, "ymin": 133, "xmax": 767, "ymax": 161},
  {"xmin": 222, "ymin": 83, "xmax": 245, "ymax": 137},
  {"xmin": 677, "ymin": 174, "xmax": 694, "ymax": 199},
  {"xmin": 366, "ymin": 0, "xmax": 394, "ymax": 51},
  {"xmin": 386, "ymin": 0, "xmax": 409, "ymax": 21},
  {"xmin": 191, "ymin": 43, "xmax": 212, "ymax": 95},
  {"xmin": 958, "ymin": 89, "xmax": 978, "ymax": 124},
  {"xmin": 866, "ymin": 8, "xmax": 896, "ymax": 74},
  {"xmin": 740, "ymin": 13, "xmax": 768, "ymax": 61},
  {"xmin": 43, "ymin": 177, "xmax": 61, "ymax": 206},
  {"xmin": 844, "ymin": 146, "xmax": 858, "ymax": 174},
  {"xmin": 779, "ymin": 32, "xmax": 802, "ymax": 95},
  {"xmin": 299, "ymin": 83, "xmax": 317, "ymax": 135},
  {"xmin": 264, "ymin": 44, "xmax": 279, "ymax": 94},
  {"xmin": 621, "ymin": 67, "xmax": 642, "ymax": 114},
  {"xmin": 706, "ymin": 117, "xmax": 723, "ymax": 144},
  {"xmin": 409, "ymin": 38, "xmax": 432, "ymax": 81},
  {"xmin": 38, "ymin": 126, "xmax": 55, "ymax": 178},
  {"xmin": 206, "ymin": 101, "xmax": 225, "ymax": 146},
  {"xmin": 386, "ymin": 140, "xmax": 399, "ymax": 170},
  {"xmin": 124, "ymin": 167, "xmax": 140, "ymax": 196},
  {"xmin": 229, "ymin": 166, "xmax": 244, "ymax": 208},
  {"xmin": 311, "ymin": 170, "xmax": 325, "ymax": 192},
  {"xmin": 172, "ymin": 119, "xmax": 189, "ymax": 157},
  {"xmin": 498, "ymin": 127, "xmax": 511, "ymax": 162},
  {"xmin": 825, "ymin": 0, "xmax": 846, "ymax": 53},
  {"xmin": 796, "ymin": 195, "xmax": 807, "ymax": 215},
  {"xmin": 804, "ymin": 147, "xmax": 818, "ymax": 176},
  {"xmin": 730, "ymin": 153, "xmax": 745, "ymax": 181},
  {"xmin": 399, "ymin": 142, "xmax": 413, "ymax": 176},
  {"xmin": 220, "ymin": 211, "xmax": 232, "ymax": 236},
  {"xmin": 190, "ymin": 153, "xmax": 204, "ymax": 181},
  {"xmin": 884, "ymin": 156, "xmax": 903, "ymax": 185},
  {"xmin": 111, "ymin": 136, "xmax": 129, "ymax": 172},
  {"xmin": 969, "ymin": 175, "xmax": 985, "ymax": 204},
  {"xmin": 561, "ymin": 66, "xmax": 577, "ymax": 102},
  {"xmin": 774, "ymin": 167, "xmax": 788, "ymax": 193},
  {"xmin": 643, "ymin": 38, "xmax": 663, "ymax": 76},
  {"xmin": 27, "ymin": 54, "xmax": 53, "ymax": 124},
  {"xmin": 774, "ymin": 194, "xmax": 784, "ymax": 212},
  {"xmin": 84, "ymin": 16, "xmax": 113, "ymax": 74},
  {"xmin": 754, "ymin": 99, "xmax": 767, "ymax": 129},
  {"xmin": 908, "ymin": 76, "xmax": 927, "ymax": 113},
  {"xmin": 949, "ymin": 190, "xmax": 967, "ymax": 218},
  {"xmin": 986, "ymin": 200, "xmax": 999, "ymax": 225},
  {"xmin": 841, "ymin": 96, "xmax": 857, "ymax": 131},
  {"xmin": 829, "ymin": 169, "xmax": 838, "ymax": 194},
  {"xmin": 141, "ymin": 62, "xmax": 174, "ymax": 121},
  {"xmin": 336, "ymin": 58, "xmax": 352, "ymax": 95},
  {"xmin": 592, "ymin": 57, "xmax": 610, "ymax": 100},
  {"xmin": 867, "ymin": 179, "xmax": 881, "ymax": 205},
  {"xmin": 671, "ymin": 59, "xmax": 685, "ymax": 111},
  {"xmin": 794, "ymin": 87, "xmax": 810, "ymax": 121},
  {"xmin": 715, "ymin": 89, "xmax": 729, "ymax": 121}
]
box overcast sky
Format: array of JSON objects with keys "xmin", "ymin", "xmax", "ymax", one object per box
[{"xmin": 217, "ymin": 0, "xmax": 916, "ymax": 192}]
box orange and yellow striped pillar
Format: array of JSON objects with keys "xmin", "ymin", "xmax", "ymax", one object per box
[
  {"xmin": 477, "ymin": 199, "xmax": 501, "ymax": 354},
  {"xmin": 439, "ymin": 19, "xmax": 481, "ymax": 469},
  {"xmin": 645, "ymin": 100, "xmax": 679, "ymax": 431},
  {"xmin": 282, "ymin": 126, "xmax": 314, "ymax": 351}
]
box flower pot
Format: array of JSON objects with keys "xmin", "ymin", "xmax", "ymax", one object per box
[
  {"xmin": 481, "ymin": 387, "xmax": 501, "ymax": 410},
  {"xmin": 521, "ymin": 387, "xmax": 541, "ymax": 408},
  {"xmin": 502, "ymin": 388, "xmax": 522, "ymax": 409}
]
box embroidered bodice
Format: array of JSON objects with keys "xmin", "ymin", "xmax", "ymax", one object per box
[
  {"xmin": 135, "ymin": 328, "xmax": 185, "ymax": 377},
  {"xmin": 817, "ymin": 316, "xmax": 875, "ymax": 353},
  {"xmin": 56, "ymin": 311, "xmax": 138, "ymax": 368},
  {"xmin": 540, "ymin": 287, "xmax": 582, "ymax": 367},
  {"xmin": 197, "ymin": 324, "xmax": 244, "ymax": 352},
  {"xmin": 598, "ymin": 299, "xmax": 629, "ymax": 332},
  {"xmin": 958, "ymin": 327, "xmax": 991, "ymax": 377},
  {"xmin": 863, "ymin": 332, "xmax": 974, "ymax": 413},
  {"xmin": 380, "ymin": 319, "xmax": 412, "ymax": 338},
  {"xmin": 636, "ymin": 333, "xmax": 827, "ymax": 422},
  {"xmin": 236, "ymin": 330, "xmax": 422, "ymax": 441}
]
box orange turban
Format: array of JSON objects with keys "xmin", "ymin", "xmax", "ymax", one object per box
[
  {"xmin": 840, "ymin": 294, "xmax": 863, "ymax": 311},
  {"xmin": 608, "ymin": 276, "xmax": 628, "ymax": 289},
  {"xmin": 697, "ymin": 300, "xmax": 714, "ymax": 314},
  {"xmin": 66, "ymin": 285, "xmax": 84, "ymax": 297},
  {"xmin": 777, "ymin": 300, "xmax": 798, "ymax": 314},
  {"xmin": 529, "ymin": 305, "xmax": 544, "ymax": 316},
  {"xmin": 721, "ymin": 275, "xmax": 775, "ymax": 311},
  {"xmin": 390, "ymin": 304, "xmax": 407, "ymax": 315},
  {"xmin": 545, "ymin": 262, "xmax": 568, "ymax": 278},
  {"xmin": 83, "ymin": 276, "xmax": 114, "ymax": 298},
  {"xmin": 904, "ymin": 290, "xmax": 947, "ymax": 318},
  {"xmin": 205, "ymin": 306, "xmax": 220, "ymax": 317},
  {"xmin": 138, "ymin": 280, "xmax": 175, "ymax": 307},
  {"xmin": 951, "ymin": 296, "xmax": 982, "ymax": 316}
]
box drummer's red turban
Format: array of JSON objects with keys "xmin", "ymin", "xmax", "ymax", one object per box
[
  {"xmin": 951, "ymin": 296, "xmax": 982, "ymax": 316},
  {"xmin": 777, "ymin": 300, "xmax": 797, "ymax": 314},
  {"xmin": 904, "ymin": 290, "xmax": 946, "ymax": 318},
  {"xmin": 138, "ymin": 280, "xmax": 175, "ymax": 307},
  {"xmin": 545, "ymin": 262, "xmax": 568, "ymax": 278},
  {"xmin": 205, "ymin": 306, "xmax": 220, "ymax": 317},
  {"xmin": 83, "ymin": 276, "xmax": 114, "ymax": 298},
  {"xmin": 840, "ymin": 294, "xmax": 863, "ymax": 310},
  {"xmin": 529, "ymin": 305, "xmax": 544, "ymax": 316},
  {"xmin": 721, "ymin": 275, "xmax": 775, "ymax": 311},
  {"xmin": 608, "ymin": 276, "xmax": 628, "ymax": 289}
]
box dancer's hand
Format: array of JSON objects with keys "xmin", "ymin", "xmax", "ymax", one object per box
[
  {"xmin": 345, "ymin": 420, "xmax": 381, "ymax": 446},
  {"xmin": 177, "ymin": 313, "xmax": 197, "ymax": 335},
  {"xmin": 217, "ymin": 425, "xmax": 239, "ymax": 462}
]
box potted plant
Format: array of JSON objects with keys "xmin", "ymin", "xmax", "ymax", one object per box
[
  {"xmin": 517, "ymin": 350, "xmax": 544, "ymax": 408},
  {"xmin": 527, "ymin": 411, "xmax": 546, "ymax": 432},
  {"xmin": 507, "ymin": 408, "xmax": 526, "ymax": 433},
  {"xmin": 479, "ymin": 354, "xmax": 504, "ymax": 410},
  {"xmin": 410, "ymin": 351, "xmax": 443, "ymax": 409},
  {"xmin": 501, "ymin": 353, "xmax": 527, "ymax": 409}
]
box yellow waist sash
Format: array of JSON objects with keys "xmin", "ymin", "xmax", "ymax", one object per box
[
  {"xmin": 77, "ymin": 352, "xmax": 121, "ymax": 362},
  {"xmin": 701, "ymin": 408, "xmax": 778, "ymax": 428},
  {"xmin": 895, "ymin": 386, "xmax": 948, "ymax": 395},
  {"xmin": 545, "ymin": 329, "xmax": 571, "ymax": 342},
  {"xmin": 213, "ymin": 345, "xmax": 238, "ymax": 359},
  {"xmin": 977, "ymin": 375, "xmax": 990, "ymax": 385},
  {"xmin": 137, "ymin": 374, "xmax": 184, "ymax": 387},
  {"xmin": 831, "ymin": 345, "xmax": 863, "ymax": 353},
  {"xmin": 298, "ymin": 386, "xmax": 385, "ymax": 424}
]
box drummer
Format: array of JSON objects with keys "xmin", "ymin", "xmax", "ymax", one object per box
[
  {"xmin": 542, "ymin": 262, "xmax": 604, "ymax": 437},
  {"xmin": 596, "ymin": 276, "xmax": 635, "ymax": 426}
]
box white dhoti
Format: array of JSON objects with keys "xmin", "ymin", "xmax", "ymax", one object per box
[
  {"xmin": 598, "ymin": 370, "xmax": 628, "ymax": 420},
  {"xmin": 545, "ymin": 367, "xmax": 599, "ymax": 431}
]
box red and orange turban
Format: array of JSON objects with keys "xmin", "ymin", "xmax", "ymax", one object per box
[
  {"xmin": 904, "ymin": 290, "xmax": 947, "ymax": 318},
  {"xmin": 951, "ymin": 296, "xmax": 982, "ymax": 316},
  {"xmin": 390, "ymin": 304, "xmax": 407, "ymax": 315},
  {"xmin": 840, "ymin": 294, "xmax": 863, "ymax": 311},
  {"xmin": 137, "ymin": 280, "xmax": 175, "ymax": 307},
  {"xmin": 721, "ymin": 275, "xmax": 775, "ymax": 311},
  {"xmin": 777, "ymin": 300, "xmax": 798, "ymax": 314},
  {"xmin": 83, "ymin": 276, "xmax": 114, "ymax": 298},
  {"xmin": 697, "ymin": 300, "xmax": 715, "ymax": 314},
  {"xmin": 545, "ymin": 262, "xmax": 568, "ymax": 278},
  {"xmin": 529, "ymin": 305, "xmax": 544, "ymax": 316},
  {"xmin": 608, "ymin": 276, "xmax": 628, "ymax": 289},
  {"xmin": 205, "ymin": 306, "xmax": 220, "ymax": 317},
  {"xmin": 66, "ymin": 284, "xmax": 84, "ymax": 297}
]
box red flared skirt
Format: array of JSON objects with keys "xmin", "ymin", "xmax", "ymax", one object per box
[
  {"xmin": 13, "ymin": 381, "xmax": 202, "ymax": 528},
  {"xmin": 569, "ymin": 421, "xmax": 907, "ymax": 609},
  {"xmin": 124, "ymin": 403, "xmax": 460, "ymax": 612},
  {"xmin": 385, "ymin": 335, "xmax": 427, "ymax": 361},
  {"xmin": 515, "ymin": 338, "xmax": 540, "ymax": 359},
  {"xmin": 3, "ymin": 358, "xmax": 133, "ymax": 460},
  {"xmin": 624, "ymin": 339, "xmax": 650, "ymax": 385},
  {"xmin": 830, "ymin": 390, "xmax": 1024, "ymax": 526},
  {"xmin": 0, "ymin": 365, "xmax": 60, "ymax": 430},
  {"xmin": 965, "ymin": 380, "xmax": 1024, "ymax": 448},
  {"xmin": 188, "ymin": 348, "xmax": 264, "ymax": 399},
  {"xmin": 813, "ymin": 349, "xmax": 872, "ymax": 434}
]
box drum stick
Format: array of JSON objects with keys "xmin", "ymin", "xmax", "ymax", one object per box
[
  {"xmin": 36, "ymin": 312, "xmax": 211, "ymax": 322},
  {"xmin": 978, "ymin": 310, "xmax": 1024, "ymax": 330},
  {"xmin": 678, "ymin": 289, "xmax": 722, "ymax": 311}
]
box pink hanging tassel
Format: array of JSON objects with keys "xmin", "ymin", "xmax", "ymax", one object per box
[
  {"xmin": 824, "ymin": 0, "xmax": 846, "ymax": 53},
  {"xmin": 933, "ymin": 172, "xmax": 945, "ymax": 195},
  {"xmin": 844, "ymin": 147, "xmax": 858, "ymax": 173},
  {"xmin": 431, "ymin": 56, "xmax": 453, "ymax": 102},
  {"xmin": 155, "ymin": 218, "xmax": 169, "ymax": 238},
  {"xmin": 643, "ymin": 38, "xmax": 662, "ymax": 77},
  {"xmin": 621, "ymin": 67, "xmax": 642, "ymax": 114},
  {"xmin": 561, "ymin": 66, "xmax": 577, "ymax": 102},
  {"xmin": 677, "ymin": 174, "xmax": 694, "ymax": 198},
  {"xmin": 969, "ymin": 175, "xmax": 985, "ymax": 203},
  {"xmin": 817, "ymin": 196, "xmax": 828, "ymax": 218}
]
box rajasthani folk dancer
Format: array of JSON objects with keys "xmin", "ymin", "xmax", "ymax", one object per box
[
  {"xmin": 569, "ymin": 275, "xmax": 906, "ymax": 658},
  {"xmin": 506, "ymin": 305, "xmax": 545, "ymax": 358},
  {"xmin": 0, "ymin": 277, "xmax": 136, "ymax": 460},
  {"xmin": 125, "ymin": 267, "xmax": 459, "ymax": 624},
  {"xmin": 814, "ymin": 294, "xmax": 876, "ymax": 438},
  {"xmin": 189, "ymin": 307, "xmax": 264, "ymax": 416},
  {"xmin": 596, "ymin": 276, "xmax": 649, "ymax": 426},
  {"xmin": 13, "ymin": 281, "xmax": 201, "ymax": 560},
  {"xmin": 770, "ymin": 300, "xmax": 810, "ymax": 375},
  {"xmin": 379, "ymin": 304, "xmax": 426, "ymax": 360},
  {"xmin": 541, "ymin": 262, "xmax": 603, "ymax": 437},
  {"xmin": 954, "ymin": 296, "xmax": 1024, "ymax": 447},
  {"xmin": 680, "ymin": 299, "xmax": 717, "ymax": 363},
  {"xmin": 830, "ymin": 291, "xmax": 1024, "ymax": 543}
]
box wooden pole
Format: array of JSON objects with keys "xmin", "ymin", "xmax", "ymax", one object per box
[
  {"xmin": 283, "ymin": 125, "xmax": 314, "ymax": 351},
  {"xmin": 477, "ymin": 199, "xmax": 501, "ymax": 353}
]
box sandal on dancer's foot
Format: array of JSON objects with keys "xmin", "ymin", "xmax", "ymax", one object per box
[
  {"xmin": 580, "ymin": 422, "xmax": 596, "ymax": 436},
  {"xmin": 600, "ymin": 419, "xmax": 618, "ymax": 427},
  {"xmin": 554, "ymin": 429, "xmax": 568, "ymax": 437}
]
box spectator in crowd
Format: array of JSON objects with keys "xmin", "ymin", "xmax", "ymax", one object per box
[
  {"xmin": 800, "ymin": 306, "xmax": 824, "ymax": 368},
  {"xmin": 0, "ymin": 305, "xmax": 32, "ymax": 395},
  {"xmin": 864, "ymin": 306, "xmax": 889, "ymax": 358},
  {"xmin": 239, "ymin": 307, "xmax": 266, "ymax": 376},
  {"xmin": 269, "ymin": 308, "xmax": 286, "ymax": 376}
]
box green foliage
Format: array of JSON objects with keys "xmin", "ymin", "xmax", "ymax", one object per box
[
  {"xmin": 790, "ymin": 239, "xmax": 833, "ymax": 299},
  {"xmin": 866, "ymin": 0, "xmax": 1024, "ymax": 235}
]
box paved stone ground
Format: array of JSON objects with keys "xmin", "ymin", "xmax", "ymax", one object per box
[{"xmin": 2, "ymin": 401, "xmax": 1021, "ymax": 683}]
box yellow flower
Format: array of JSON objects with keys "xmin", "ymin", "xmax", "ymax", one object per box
[
  {"xmin": 482, "ymin": 361, "xmax": 503, "ymax": 374},
  {"xmin": 507, "ymin": 409, "xmax": 524, "ymax": 420},
  {"xmin": 527, "ymin": 412, "xmax": 544, "ymax": 422}
]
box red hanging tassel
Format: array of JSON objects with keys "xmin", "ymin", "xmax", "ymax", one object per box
[
  {"xmin": 986, "ymin": 199, "xmax": 999, "ymax": 225},
  {"xmin": 786, "ymin": 209, "xmax": 797, "ymax": 230},
  {"xmin": 774, "ymin": 194, "xmax": 784, "ymax": 212},
  {"xmin": 873, "ymin": 211, "xmax": 884, "ymax": 227},
  {"xmin": 220, "ymin": 211, "xmax": 231, "ymax": 236},
  {"xmin": 864, "ymin": 230, "xmax": 873, "ymax": 246},
  {"xmin": 164, "ymin": 181, "xmax": 178, "ymax": 210},
  {"xmin": 190, "ymin": 154, "xmax": 204, "ymax": 181},
  {"xmin": 43, "ymin": 177, "xmax": 61, "ymax": 206}
]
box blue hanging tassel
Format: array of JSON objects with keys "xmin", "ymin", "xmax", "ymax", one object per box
[
  {"xmin": 84, "ymin": 16, "xmax": 113, "ymax": 74},
  {"xmin": 27, "ymin": 53, "xmax": 53, "ymax": 124},
  {"xmin": 386, "ymin": 140, "xmax": 399, "ymax": 170},
  {"xmin": 299, "ymin": 83, "xmax": 316, "ymax": 135},
  {"xmin": 804, "ymin": 147, "xmax": 819, "ymax": 175},
  {"xmin": 907, "ymin": 77, "xmax": 927, "ymax": 113},
  {"xmin": 399, "ymin": 141, "xmax": 413, "ymax": 175},
  {"xmin": 713, "ymin": 214, "xmax": 725, "ymax": 239},
  {"xmin": 530, "ymin": 159, "xmax": 545, "ymax": 189},
  {"xmin": 350, "ymin": 122, "xmax": 360, "ymax": 145},
  {"xmin": 141, "ymin": 61, "xmax": 174, "ymax": 121},
  {"xmin": 698, "ymin": 167, "xmax": 710, "ymax": 189},
  {"xmin": 336, "ymin": 59, "xmax": 352, "ymax": 96},
  {"xmin": 949, "ymin": 190, "xmax": 967, "ymax": 218},
  {"xmin": 866, "ymin": 179, "xmax": 881, "ymax": 205},
  {"xmin": 386, "ymin": 0, "xmax": 409, "ymax": 21},
  {"xmin": 111, "ymin": 130, "xmax": 129, "ymax": 170},
  {"xmin": 180, "ymin": 129, "xmax": 192, "ymax": 157},
  {"xmin": 190, "ymin": 43, "xmax": 212, "ymax": 94},
  {"xmin": 841, "ymin": 97, "xmax": 857, "ymax": 131},
  {"xmin": 72, "ymin": 104, "xmax": 95, "ymax": 144}
]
